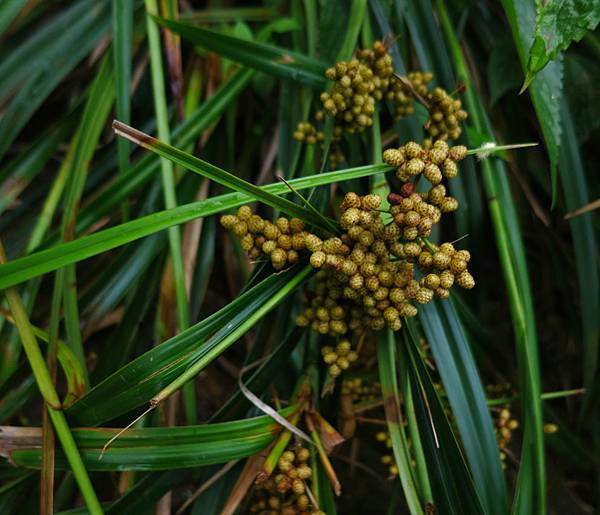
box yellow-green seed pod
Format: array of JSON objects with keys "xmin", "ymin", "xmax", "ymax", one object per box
[
  {"xmin": 433, "ymin": 251, "xmax": 451, "ymax": 269},
  {"xmin": 310, "ymin": 251, "xmax": 326, "ymax": 268},
  {"xmin": 456, "ymin": 270, "xmax": 475, "ymax": 289},
  {"xmin": 271, "ymin": 248, "xmax": 287, "ymax": 269},
  {"xmin": 362, "ymin": 194, "xmax": 382, "ymax": 210},
  {"xmin": 415, "ymin": 287, "xmax": 434, "ymax": 304},
  {"xmin": 262, "ymin": 240, "xmax": 277, "ymax": 255},
  {"xmin": 237, "ymin": 205, "xmax": 253, "ymax": 220},
  {"xmin": 305, "ymin": 234, "xmax": 323, "ymax": 252},
  {"xmin": 449, "ymin": 145, "xmax": 468, "ymax": 161},
  {"xmin": 439, "ymin": 270, "xmax": 455, "ymax": 289},
  {"xmin": 220, "ymin": 214, "xmax": 238, "ymax": 229},
  {"xmin": 382, "ymin": 148, "xmax": 405, "ymax": 166}
]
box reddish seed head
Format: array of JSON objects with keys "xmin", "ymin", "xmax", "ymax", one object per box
[
  {"xmin": 387, "ymin": 192, "xmax": 403, "ymax": 205},
  {"xmin": 400, "ymin": 182, "xmax": 415, "ymax": 197}
]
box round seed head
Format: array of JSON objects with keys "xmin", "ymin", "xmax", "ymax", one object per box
[
  {"xmin": 237, "ymin": 205, "xmax": 253, "ymax": 220},
  {"xmin": 404, "ymin": 141, "xmax": 422, "ymax": 159},
  {"xmin": 310, "ymin": 251, "xmax": 327, "ymax": 268},
  {"xmin": 456, "ymin": 270, "xmax": 475, "ymax": 289},
  {"xmin": 362, "ymin": 194, "xmax": 382, "ymax": 210},
  {"xmin": 415, "ymin": 287, "xmax": 434, "ymax": 304},
  {"xmin": 442, "ymin": 159, "xmax": 458, "ymax": 179},
  {"xmin": 291, "ymin": 233, "xmax": 306, "ymax": 250},
  {"xmin": 449, "ymin": 145, "xmax": 468, "ymax": 161},
  {"xmin": 263, "ymin": 222, "xmax": 280, "ymax": 240},
  {"xmin": 433, "ymin": 251, "xmax": 451, "ymax": 269},
  {"xmin": 382, "ymin": 148, "xmax": 405, "ymax": 166},
  {"xmin": 341, "ymin": 191, "xmax": 361, "ymax": 209},
  {"xmin": 220, "ymin": 214, "xmax": 238, "ymax": 229},
  {"xmin": 232, "ymin": 221, "xmax": 248, "ymax": 237},
  {"xmin": 289, "ymin": 218, "xmax": 305, "ymax": 233},
  {"xmin": 439, "ymin": 270, "xmax": 455, "ymax": 289},
  {"xmin": 271, "ymin": 249, "xmax": 287, "ymax": 269},
  {"xmin": 305, "ymin": 234, "xmax": 323, "ymax": 252},
  {"xmin": 441, "ymin": 197, "xmax": 459, "ymax": 213},
  {"xmin": 435, "ymin": 287, "xmax": 450, "ymax": 299},
  {"xmin": 423, "ymin": 163, "xmax": 443, "ymax": 184}
]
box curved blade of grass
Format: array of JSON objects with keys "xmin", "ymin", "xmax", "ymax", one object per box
[
  {"xmin": 113, "ymin": 120, "xmax": 339, "ymax": 233},
  {"xmin": 57, "ymin": 54, "xmax": 115, "ymax": 385},
  {"xmin": 0, "ymin": 242, "xmax": 102, "ymax": 514},
  {"xmin": 436, "ymin": 2, "xmax": 545, "ymax": 513},
  {"xmin": 403, "ymin": 330, "xmax": 485, "ymax": 515},
  {"xmin": 0, "ymin": 0, "xmax": 26, "ymax": 34},
  {"xmin": 0, "ymin": 163, "xmax": 389, "ymax": 291},
  {"xmin": 0, "ymin": 1, "xmax": 111, "ymax": 162},
  {"xmin": 502, "ymin": 0, "xmax": 598, "ymax": 403},
  {"xmin": 112, "ymin": 0, "xmax": 134, "ymax": 219},
  {"xmin": 66, "ymin": 266, "xmax": 311, "ymax": 426},
  {"xmin": 50, "ymin": 67, "xmax": 255, "ymax": 242},
  {"xmin": 418, "ymin": 301, "xmax": 507, "ymax": 515},
  {"xmin": 152, "ymin": 16, "xmax": 327, "ymax": 87},
  {"xmin": 377, "ymin": 331, "xmax": 424, "ymax": 515},
  {"xmin": 211, "ymin": 326, "xmax": 305, "ymax": 422}
]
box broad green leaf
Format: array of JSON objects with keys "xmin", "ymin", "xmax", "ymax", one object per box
[
  {"xmin": 502, "ymin": 0, "xmax": 563, "ymax": 204},
  {"xmin": 403, "ymin": 332, "xmax": 485, "ymax": 515},
  {"xmin": 525, "ymin": 0, "xmax": 600, "ymax": 85},
  {"xmin": 437, "ymin": 4, "xmax": 546, "ymax": 513},
  {"xmin": 0, "ymin": 163, "xmax": 390, "ymax": 290},
  {"xmin": 417, "ymin": 302, "xmax": 508, "ymax": 515}
]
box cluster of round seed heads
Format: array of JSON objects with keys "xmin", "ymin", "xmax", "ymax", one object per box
[
  {"xmin": 387, "ymin": 71, "xmax": 433, "ymax": 120},
  {"xmin": 382, "ymin": 139, "xmax": 467, "ymax": 184},
  {"xmin": 220, "ymin": 207, "xmax": 307, "ymax": 270},
  {"xmin": 487, "ymin": 384, "xmax": 519, "ymax": 467},
  {"xmin": 425, "ymin": 87, "xmax": 468, "ymax": 141},
  {"xmin": 319, "ymin": 40, "xmax": 393, "ymax": 134},
  {"xmin": 296, "ymin": 284, "xmax": 350, "ymax": 337},
  {"xmin": 250, "ymin": 445, "xmax": 323, "ymax": 514},
  {"xmin": 321, "ymin": 340, "xmax": 359, "ymax": 377},
  {"xmin": 342, "ymin": 377, "xmax": 381, "ymax": 403},
  {"xmin": 293, "ymin": 122, "xmax": 324, "ymax": 144},
  {"xmin": 375, "ymin": 431, "xmax": 399, "ymax": 477}
]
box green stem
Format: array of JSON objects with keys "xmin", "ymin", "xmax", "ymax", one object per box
[
  {"xmin": 487, "ymin": 388, "xmax": 585, "ymax": 407},
  {"xmin": 145, "ymin": 0, "xmax": 195, "ymax": 422},
  {"xmin": 436, "ymin": 1, "xmax": 545, "ymax": 512},
  {"xmin": 0, "ymin": 240, "xmax": 103, "ymax": 515}
]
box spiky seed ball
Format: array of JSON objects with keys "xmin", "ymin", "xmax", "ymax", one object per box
[
  {"xmin": 340, "ymin": 208, "xmax": 361, "ymax": 229},
  {"xmin": 403, "ymin": 227, "xmax": 419, "ymax": 240},
  {"xmin": 383, "ymin": 148, "xmax": 405, "ymax": 166},
  {"xmin": 232, "ymin": 221, "xmax": 248, "ymax": 237},
  {"xmin": 404, "ymin": 210, "xmax": 421, "ymax": 227},
  {"xmin": 439, "ymin": 242, "xmax": 455, "ymax": 254},
  {"xmin": 428, "ymin": 185, "xmax": 446, "ymax": 205},
  {"xmin": 404, "ymin": 242, "xmax": 422, "ymax": 258},
  {"xmin": 450, "ymin": 258, "xmax": 467, "ymax": 274},
  {"xmin": 262, "ymin": 240, "xmax": 277, "ymax": 254},
  {"xmin": 237, "ymin": 205, "xmax": 253, "ymax": 220},
  {"xmin": 423, "ymin": 163, "xmax": 443, "ymax": 184},
  {"xmin": 263, "ymin": 223, "xmax": 280, "ymax": 240},
  {"xmin": 399, "ymin": 303, "xmax": 418, "ymax": 317},
  {"xmin": 329, "ymin": 364, "xmax": 342, "ymax": 377},
  {"xmin": 415, "ymin": 287, "xmax": 434, "ymax": 304},
  {"xmin": 310, "ymin": 251, "xmax": 326, "ymax": 268},
  {"xmin": 449, "ymin": 145, "xmax": 468, "ymax": 161},
  {"xmin": 439, "ymin": 270, "xmax": 455, "ymax": 289},
  {"xmin": 291, "ymin": 233, "xmax": 306, "ymax": 250},
  {"xmin": 350, "ymin": 273, "xmax": 364, "ymax": 289},
  {"xmin": 271, "ymin": 248, "xmax": 287, "ymax": 269},
  {"xmin": 341, "ymin": 260, "xmax": 358, "ymax": 276},
  {"xmin": 404, "ymin": 141, "xmax": 422, "ymax": 159},
  {"xmin": 305, "ymin": 234, "xmax": 323, "ymax": 252},
  {"xmin": 433, "ymin": 251, "xmax": 451, "ymax": 269},
  {"xmin": 362, "ymin": 194, "xmax": 382, "ymax": 210},
  {"xmin": 436, "ymin": 287, "xmax": 450, "ymax": 299},
  {"xmin": 220, "ymin": 214, "xmax": 238, "ymax": 229},
  {"xmin": 289, "ymin": 218, "xmax": 305, "ymax": 233},
  {"xmin": 441, "ymin": 197, "xmax": 459, "ymax": 213},
  {"xmin": 456, "ymin": 270, "xmax": 475, "ymax": 289},
  {"xmin": 456, "ymin": 249, "xmax": 471, "ymax": 262},
  {"xmin": 406, "ymin": 158, "xmax": 425, "ymax": 176},
  {"xmin": 358, "ymin": 230, "xmax": 375, "ymax": 247},
  {"xmin": 323, "ymin": 237, "xmax": 343, "ymax": 254},
  {"xmin": 390, "ymin": 288, "xmax": 406, "ymax": 304},
  {"xmin": 442, "ymin": 159, "xmax": 458, "ymax": 179},
  {"xmin": 423, "ymin": 273, "xmax": 441, "ymax": 289}
]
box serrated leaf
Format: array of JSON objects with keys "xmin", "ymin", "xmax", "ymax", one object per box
[{"xmin": 525, "ymin": 0, "xmax": 600, "ymax": 82}]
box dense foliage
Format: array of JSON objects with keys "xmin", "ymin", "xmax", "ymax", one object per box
[{"xmin": 0, "ymin": 1, "xmax": 597, "ymax": 514}]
